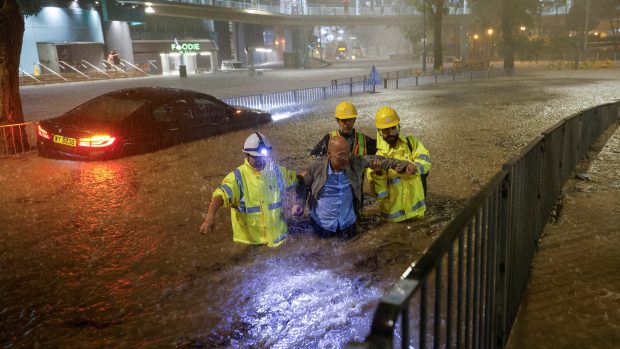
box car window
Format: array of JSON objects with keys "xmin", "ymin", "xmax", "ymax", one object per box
[
  {"xmin": 194, "ymin": 98, "xmax": 228, "ymax": 122},
  {"xmin": 152, "ymin": 100, "xmax": 189, "ymax": 123},
  {"xmin": 71, "ymin": 95, "xmax": 147, "ymax": 121}
]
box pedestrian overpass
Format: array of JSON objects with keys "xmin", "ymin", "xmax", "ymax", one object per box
[{"xmin": 120, "ymin": 0, "xmax": 569, "ymax": 27}]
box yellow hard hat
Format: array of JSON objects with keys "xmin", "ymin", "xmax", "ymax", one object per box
[
  {"xmin": 335, "ymin": 101, "xmax": 358, "ymax": 120},
  {"xmin": 375, "ymin": 106, "xmax": 400, "ymax": 129}
]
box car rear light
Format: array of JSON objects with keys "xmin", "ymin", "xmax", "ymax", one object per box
[
  {"xmin": 78, "ymin": 135, "xmax": 116, "ymax": 148},
  {"xmin": 37, "ymin": 125, "xmax": 51, "ymax": 139}
]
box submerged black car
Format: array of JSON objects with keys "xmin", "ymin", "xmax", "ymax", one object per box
[{"xmin": 37, "ymin": 87, "xmax": 271, "ymax": 160}]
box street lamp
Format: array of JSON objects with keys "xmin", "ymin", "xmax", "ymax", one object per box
[{"xmin": 486, "ymin": 28, "xmax": 493, "ymax": 68}]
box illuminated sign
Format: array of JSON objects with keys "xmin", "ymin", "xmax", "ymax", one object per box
[{"xmin": 171, "ymin": 39, "xmax": 201, "ymax": 53}]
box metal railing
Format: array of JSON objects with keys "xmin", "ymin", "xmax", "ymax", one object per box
[
  {"xmin": 59, "ymin": 60, "xmax": 91, "ymax": 80},
  {"xmin": 120, "ymin": 58, "xmax": 151, "ymax": 76},
  {"xmin": 224, "ymin": 67, "xmax": 495, "ymax": 111},
  {"xmin": 35, "ymin": 61, "xmax": 67, "ymax": 81},
  {"xmin": 383, "ymin": 68, "xmax": 501, "ymax": 89},
  {"xmin": 0, "ymin": 122, "xmax": 37, "ymax": 158},
  {"xmin": 345, "ymin": 102, "xmax": 619, "ymax": 349},
  {"xmin": 18, "ymin": 68, "xmax": 41, "ymax": 84}
]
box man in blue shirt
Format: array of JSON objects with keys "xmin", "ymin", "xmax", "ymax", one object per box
[{"xmin": 301, "ymin": 136, "xmax": 415, "ymax": 239}]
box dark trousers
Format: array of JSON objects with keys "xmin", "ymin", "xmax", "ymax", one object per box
[{"xmin": 310, "ymin": 218, "xmax": 357, "ymax": 240}]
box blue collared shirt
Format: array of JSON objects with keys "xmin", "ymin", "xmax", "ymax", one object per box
[{"xmin": 310, "ymin": 162, "xmax": 356, "ymax": 232}]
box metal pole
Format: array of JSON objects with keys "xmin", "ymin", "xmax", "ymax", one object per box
[{"xmin": 584, "ymin": 0, "xmax": 590, "ymax": 54}]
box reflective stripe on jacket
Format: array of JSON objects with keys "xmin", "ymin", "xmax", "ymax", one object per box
[
  {"xmin": 213, "ymin": 159, "xmax": 297, "ymax": 246},
  {"xmin": 369, "ymin": 133, "xmax": 431, "ymax": 222},
  {"xmin": 329, "ymin": 130, "xmax": 367, "ymax": 155}
]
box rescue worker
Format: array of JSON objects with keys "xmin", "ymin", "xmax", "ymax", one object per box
[
  {"xmin": 199, "ymin": 132, "xmax": 298, "ymax": 247},
  {"xmin": 301, "ymin": 136, "xmax": 415, "ymax": 239},
  {"xmin": 368, "ymin": 106, "xmax": 431, "ymax": 222},
  {"xmin": 310, "ymin": 101, "xmax": 377, "ymax": 158}
]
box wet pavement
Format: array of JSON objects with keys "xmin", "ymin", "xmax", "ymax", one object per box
[{"xmin": 2, "ymin": 64, "xmax": 620, "ymax": 347}]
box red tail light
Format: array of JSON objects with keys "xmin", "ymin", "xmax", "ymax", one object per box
[
  {"xmin": 37, "ymin": 125, "xmax": 51, "ymax": 139},
  {"xmin": 78, "ymin": 135, "xmax": 116, "ymax": 148}
]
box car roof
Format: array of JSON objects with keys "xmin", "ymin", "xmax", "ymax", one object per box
[{"xmin": 106, "ymin": 87, "xmax": 204, "ymax": 100}]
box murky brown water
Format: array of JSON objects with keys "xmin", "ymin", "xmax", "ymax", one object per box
[
  {"xmin": 2, "ymin": 68, "xmax": 620, "ymax": 347},
  {"xmin": 506, "ymin": 128, "xmax": 620, "ymax": 349}
]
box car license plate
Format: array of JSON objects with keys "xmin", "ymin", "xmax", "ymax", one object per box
[{"xmin": 53, "ymin": 135, "xmax": 77, "ymax": 147}]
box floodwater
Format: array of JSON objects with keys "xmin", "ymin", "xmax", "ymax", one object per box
[{"xmin": 2, "ymin": 68, "xmax": 620, "ymax": 348}]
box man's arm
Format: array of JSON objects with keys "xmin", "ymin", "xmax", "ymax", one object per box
[
  {"xmin": 309, "ymin": 134, "xmax": 330, "ymax": 158},
  {"xmin": 361, "ymin": 155, "xmax": 416, "ymax": 174},
  {"xmin": 199, "ymin": 196, "xmax": 224, "ymax": 235}
]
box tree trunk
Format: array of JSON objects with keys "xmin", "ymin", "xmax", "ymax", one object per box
[
  {"xmin": 501, "ymin": 0, "xmax": 515, "ymax": 75},
  {"xmin": 432, "ymin": 2, "xmax": 443, "ymax": 71},
  {"xmin": 0, "ymin": 0, "xmax": 29, "ymax": 154},
  {"xmin": 609, "ymin": 17, "xmax": 618, "ymax": 56},
  {"xmin": 433, "ymin": 9, "xmax": 443, "ymax": 70}
]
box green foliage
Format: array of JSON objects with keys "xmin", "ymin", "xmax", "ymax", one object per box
[
  {"xmin": 567, "ymin": 0, "xmax": 600, "ymax": 31},
  {"xmin": 469, "ymin": 0, "xmax": 538, "ymax": 28},
  {"xmin": 514, "ymin": 34, "xmax": 546, "ymax": 61}
]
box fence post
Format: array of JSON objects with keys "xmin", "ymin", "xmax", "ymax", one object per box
[
  {"xmin": 349, "ymin": 81, "xmax": 353, "ymax": 96},
  {"xmin": 396, "ymin": 78, "xmax": 399, "ymax": 89},
  {"xmin": 494, "ymin": 170, "xmax": 512, "ymax": 349},
  {"xmin": 434, "ymin": 74, "xmax": 438, "ymax": 84},
  {"xmin": 259, "ymin": 94, "xmax": 265, "ymax": 109},
  {"xmin": 294, "ymin": 90, "xmax": 298, "ymax": 104},
  {"xmin": 416, "ymin": 76, "xmax": 418, "ymax": 86},
  {"xmin": 323, "ymin": 86, "xmax": 327, "ymax": 100},
  {"xmin": 384, "ymin": 79, "xmax": 388, "ymax": 89}
]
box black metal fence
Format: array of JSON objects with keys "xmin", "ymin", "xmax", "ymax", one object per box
[
  {"xmin": 0, "ymin": 123, "xmax": 37, "ymax": 158},
  {"xmin": 223, "ymin": 68, "xmax": 498, "ymax": 111},
  {"xmin": 345, "ymin": 102, "xmax": 619, "ymax": 349}
]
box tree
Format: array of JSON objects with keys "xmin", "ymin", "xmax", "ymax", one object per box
[
  {"xmin": 590, "ymin": 0, "xmax": 619, "ymax": 54},
  {"xmin": 0, "ymin": 0, "xmax": 41, "ymax": 153},
  {"xmin": 414, "ymin": 0, "xmax": 449, "ymax": 70},
  {"xmin": 470, "ymin": 0, "xmax": 538, "ymax": 75},
  {"xmin": 567, "ymin": 0, "xmax": 600, "ymax": 63}
]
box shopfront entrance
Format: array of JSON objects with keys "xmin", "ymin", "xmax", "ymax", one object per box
[{"xmin": 132, "ymin": 39, "xmax": 219, "ymax": 75}]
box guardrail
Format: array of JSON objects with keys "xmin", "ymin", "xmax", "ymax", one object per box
[
  {"xmin": 345, "ymin": 102, "xmax": 619, "ymax": 349},
  {"xmin": 0, "ymin": 122, "xmax": 37, "ymax": 158}
]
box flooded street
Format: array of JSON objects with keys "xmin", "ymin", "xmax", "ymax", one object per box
[{"xmin": 2, "ymin": 68, "xmax": 620, "ymax": 347}]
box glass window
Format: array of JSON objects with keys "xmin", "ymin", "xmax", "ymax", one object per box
[
  {"xmin": 194, "ymin": 98, "xmax": 227, "ymax": 121},
  {"xmin": 70, "ymin": 95, "xmax": 147, "ymax": 121}
]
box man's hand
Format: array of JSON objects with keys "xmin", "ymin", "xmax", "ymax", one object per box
[
  {"xmin": 199, "ymin": 196, "xmax": 223, "ymax": 236},
  {"xmin": 369, "ymin": 159, "xmax": 383, "ymax": 171},
  {"xmin": 405, "ymin": 163, "xmax": 417, "ymax": 175},
  {"xmin": 199, "ymin": 216, "xmax": 215, "ymax": 235},
  {"xmin": 291, "ymin": 204, "xmax": 304, "ymax": 216}
]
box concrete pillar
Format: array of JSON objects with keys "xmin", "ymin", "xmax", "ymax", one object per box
[
  {"xmin": 102, "ymin": 20, "xmax": 134, "ymax": 64},
  {"xmin": 291, "ymin": 26, "xmax": 312, "ymax": 68}
]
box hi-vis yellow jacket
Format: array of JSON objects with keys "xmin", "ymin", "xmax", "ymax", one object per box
[
  {"xmin": 328, "ymin": 130, "xmax": 368, "ymax": 155},
  {"xmin": 213, "ymin": 159, "xmax": 297, "ymax": 246},
  {"xmin": 369, "ymin": 133, "xmax": 431, "ymax": 222}
]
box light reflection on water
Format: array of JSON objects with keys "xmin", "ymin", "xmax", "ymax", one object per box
[{"xmin": 196, "ymin": 250, "xmax": 381, "ymax": 349}]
